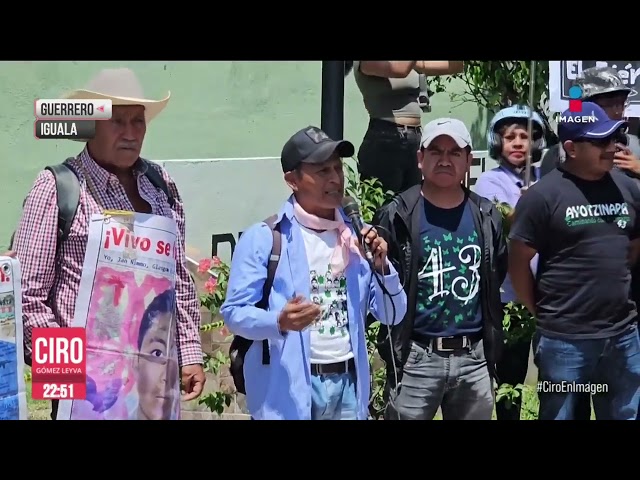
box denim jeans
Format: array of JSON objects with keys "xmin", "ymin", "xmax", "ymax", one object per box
[
  {"xmin": 357, "ymin": 118, "xmax": 422, "ymax": 194},
  {"xmin": 534, "ymin": 324, "xmax": 640, "ymax": 420},
  {"xmin": 310, "ymin": 371, "xmax": 358, "ymax": 420},
  {"xmin": 385, "ymin": 338, "xmax": 494, "ymax": 420}
]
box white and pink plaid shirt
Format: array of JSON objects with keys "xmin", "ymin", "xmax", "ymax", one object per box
[{"xmin": 13, "ymin": 147, "xmax": 203, "ymax": 366}]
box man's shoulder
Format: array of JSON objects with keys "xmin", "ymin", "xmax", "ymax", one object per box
[
  {"xmin": 468, "ymin": 189, "xmax": 499, "ymax": 213},
  {"xmin": 610, "ymin": 169, "xmax": 640, "ymax": 199},
  {"xmin": 377, "ymin": 185, "xmax": 421, "ymax": 217},
  {"xmin": 142, "ymin": 158, "xmax": 174, "ymax": 185},
  {"xmin": 28, "ymin": 163, "xmax": 73, "ymax": 198},
  {"xmin": 533, "ymin": 167, "xmax": 565, "ymax": 190}
]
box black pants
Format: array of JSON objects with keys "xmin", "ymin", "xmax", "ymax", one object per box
[
  {"xmin": 50, "ymin": 400, "xmax": 58, "ymax": 420},
  {"xmin": 495, "ymin": 337, "xmax": 531, "ymax": 420},
  {"xmin": 357, "ymin": 118, "xmax": 422, "ymax": 194}
]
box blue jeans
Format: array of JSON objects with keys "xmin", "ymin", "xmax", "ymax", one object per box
[
  {"xmin": 310, "ymin": 371, "xmax": 358, "ymax": 420},
  {"xmin": 534, "ymin": 324, "xmax": 640, "ymax": 420},
  {"xmin": 385, "ymin": 338, "xmax": 494, "ymax": 420}
]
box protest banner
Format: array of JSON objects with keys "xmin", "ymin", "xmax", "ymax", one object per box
[
  {"xmin": 57, "ymin": 211, "xmax": 181, "ymax": 420},
  {"xmin": 0, "ymin": 256, "xmax": 27, "ymax": 420},
  {"xmin": 549, "ymin": 61, "xmax": 640, "ymax": 117}
]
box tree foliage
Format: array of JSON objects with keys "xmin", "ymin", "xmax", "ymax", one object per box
[{"xmin": 427, "ymin": 61, "xmax": 557, "ymax": 145}]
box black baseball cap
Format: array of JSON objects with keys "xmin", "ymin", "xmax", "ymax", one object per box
[{"xmin": 280, "ymin": 126, "xmax": 355, "ymax": 172}]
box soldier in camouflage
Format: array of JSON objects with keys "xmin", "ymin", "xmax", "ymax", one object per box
[{"xmin": 541, "ymin": 66, "xmax": 640, "ymax": 179}]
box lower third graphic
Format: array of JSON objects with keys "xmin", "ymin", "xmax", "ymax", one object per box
[{"xmin": 34, "ymin": 120, "xmax": 96, "ymax": 140}]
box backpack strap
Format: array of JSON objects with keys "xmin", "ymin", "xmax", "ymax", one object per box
[
  {"xmin": 256, "ymin": 214, "xmax": 282, "ymax": 365},
  {"xmin": 141, "ymin": 159, "xmax": 175, "ymax": 208},
  {"xmin": 44, "ymin": 160, "xmax": 81, "ymax": 244}
]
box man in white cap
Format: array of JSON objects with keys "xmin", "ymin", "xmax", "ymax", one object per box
[
  {"xmin": 13, "ymin": 68, "xmax": 205, "ymax": 419},
  {"xmin": 373, "ymin": 118, "xmax": 508, "ymax": 420}
]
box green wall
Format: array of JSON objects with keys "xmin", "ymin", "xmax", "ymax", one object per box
[{"xmin": 0, "ymin": 61, "xmax": 486, "ymax": 250}]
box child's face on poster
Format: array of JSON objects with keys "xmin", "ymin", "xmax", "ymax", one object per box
[{"xmin": 136, "ymin": 312, "xmax": 178, "ymax": 419}]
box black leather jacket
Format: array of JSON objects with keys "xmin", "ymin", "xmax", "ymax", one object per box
[{"xmin": 372, "ymin": 184, "xmax": 508, "ymax": 384}]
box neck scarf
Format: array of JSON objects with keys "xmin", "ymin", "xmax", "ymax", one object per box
[{"xmin": 293, "ymin": 199, "xmax": 360, "ymax": 275}]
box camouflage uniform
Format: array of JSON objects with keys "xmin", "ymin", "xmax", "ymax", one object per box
[{"xmin": 540, "ymin": 66, "xmax": 640, "ymax": 176}]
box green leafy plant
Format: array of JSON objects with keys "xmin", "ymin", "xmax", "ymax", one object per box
[
  {"xmin": 344, "ymin": 160, "xmax": 395, "ymax": 419},
  {"xmin": 492, "ymin": 198, "xmax": 537, "ymax": 417},
  {"xmin": 502, "ymin": 301, "xmax": 535, "ymax": 346},
  {"xmin": 196, "ymin": 256, "xmax": 235, "ymax": 415},
  {"xmin": 344, "ymin": 161, "xmax": 394, "ymax": 223}
]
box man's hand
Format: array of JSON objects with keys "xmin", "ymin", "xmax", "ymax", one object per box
[
  {"xmin": 359, "ymin": 226, "xmax": 389, "ymax": 274},
  {"xmin": 181, "ymin": 364, "xmax": 206, "ymax": 401},
  {"xmin": 1, "ymin": 251, "xmax": 15, "ymax": 258},
  {"xmin": 277, "ymin": 295, "xmax": 321, "ymax": 332},
  {"xmin": 614, "ymin": 145, "xmax": 640, "ymax": 175}
]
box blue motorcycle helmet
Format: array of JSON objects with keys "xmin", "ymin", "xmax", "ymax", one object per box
[{"xmin": 487, "ymin": 105, "xmax": 546, "ymax": 163}]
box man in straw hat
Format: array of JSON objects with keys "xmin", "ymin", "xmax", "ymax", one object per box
[{"xmin": 13, "ymin": 68, "xmax": 205, "ymax": 419}]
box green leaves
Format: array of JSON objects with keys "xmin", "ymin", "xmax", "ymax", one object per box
[
  {"xmin": 502, "ymin": 301, "xmax": 536, "ymax": 345},
  {"xmin": 446, "ymin": 61, "xmax": 550, "ymax": 113},
  {"xmin": 343, "ymin": 162, "xmax": 393, "ymax": 224}
]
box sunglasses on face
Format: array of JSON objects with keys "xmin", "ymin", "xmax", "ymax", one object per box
[{"xmin": 575, "ymin": 130, "xmax": 626, "ymax": 148}]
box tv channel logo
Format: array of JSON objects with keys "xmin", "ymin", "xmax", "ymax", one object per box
[{"xmin": 568, "ymin": 85, "xmax": 583, "ymax": 112}]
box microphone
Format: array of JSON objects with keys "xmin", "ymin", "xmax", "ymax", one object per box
[{"xmin": 341, "ymin": 196, "xmax": 375, "ymax": 269}]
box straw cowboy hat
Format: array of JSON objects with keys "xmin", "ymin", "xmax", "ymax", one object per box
[{"xmin": 64, "ymin": 67, "xmax": 170, "ymax": 122}]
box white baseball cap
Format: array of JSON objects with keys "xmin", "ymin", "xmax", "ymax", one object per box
[{"xmin": 420, "ymin": 118, "xmax": 473, "ymax": 150}]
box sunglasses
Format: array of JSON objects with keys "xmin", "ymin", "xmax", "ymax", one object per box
[{"xmin": 574, "ymin": 130, "xmax": 626, "ymax": 148}]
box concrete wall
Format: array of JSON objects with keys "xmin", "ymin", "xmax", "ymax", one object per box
[
  {"xmin": 159, "ymin": 151, "xmax": 498, "ymax": 265},
  {"xmin": 0, "ymin": 61, "xmax": 487, "ymax": 250}
]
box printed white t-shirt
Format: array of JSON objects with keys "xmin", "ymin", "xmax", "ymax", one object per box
[{"xmin": 299, "ymin": 225, "xmax": 353, "ymax": 364}]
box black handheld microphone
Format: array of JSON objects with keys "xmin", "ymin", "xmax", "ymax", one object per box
[{"xmin": 341, "ymin": 196, "xmax": 375, "ymax": 269}]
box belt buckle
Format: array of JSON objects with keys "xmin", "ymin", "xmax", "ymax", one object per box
[
  {"xmin": 436, "ymin": 336, "xmax": 468, "ymax": 351},
  {"xmin": 436, "ymin": 337, "xmax": 455, "ymax": 352}
]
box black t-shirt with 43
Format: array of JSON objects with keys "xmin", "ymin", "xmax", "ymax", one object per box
[{"xmin": 509, "ymin": 167, "xmax": 640, "ymax": 339}]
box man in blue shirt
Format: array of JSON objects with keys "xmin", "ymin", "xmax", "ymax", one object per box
[
  {"xmin": 374, "ymin": 118, "xmax": 508, "ymax": 420},
  {"xmin": 220, "ymin": 126, "xmax": 407, "ymax": 420}
]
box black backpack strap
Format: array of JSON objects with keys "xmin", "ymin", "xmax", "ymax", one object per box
[
  {"xmin": 257, "ymin": 214, "xmax": 282, "ymax": 365},
  {"xmin": 141, "ymin": 159, "xmax": 175, "ymax": 208},
  {"xmin": 44, "ymin": 160, "xmax": 81, "ymax": 244}
]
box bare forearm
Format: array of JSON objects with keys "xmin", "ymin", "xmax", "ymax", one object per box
[
  {"xmin": 510, "ymin": 263, "xmax": 536, "ymax": 314},
  {"xmin": 414, "ymin": 61, "xmax": 464, "ymax": 76}
]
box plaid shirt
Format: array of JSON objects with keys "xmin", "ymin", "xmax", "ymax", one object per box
[{"xmin": 13, "ymin": 148, "xmax": 203, "ymax": 366}]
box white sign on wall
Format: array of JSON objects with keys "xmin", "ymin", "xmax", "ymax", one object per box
[{"xmin": 549, "ymin": 60, "xmax": 640, "ymax": 117}]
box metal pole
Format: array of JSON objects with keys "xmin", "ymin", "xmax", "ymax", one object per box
[
  {"xmin": 320, "ymin": 61, "xmax": 345, "ymax": 140},
  {"xmin": 524, "ymin": 61, "xmax": 537, "ymax": 188}
]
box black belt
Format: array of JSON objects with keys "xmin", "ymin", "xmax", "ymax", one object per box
[
  {"xmin": 412, "ymin": 332, "xmax": 482, "ymax": 352},
  {"xmin": 311, "ymin": 358, "xmax": 355, "ymax": 375},
  {"xmin": 369, "ymin": 118, "xmax": 422, "ymax": 131}
]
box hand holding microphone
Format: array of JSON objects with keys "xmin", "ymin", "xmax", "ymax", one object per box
[{"xmin": 342, "ymin": 196, "xmax": 389, "ymax": 275}]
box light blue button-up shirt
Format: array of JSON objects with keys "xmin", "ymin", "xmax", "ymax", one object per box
[{"xmin": 220, "ymin": 196, "xmax": 407, "ymax": 420}]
